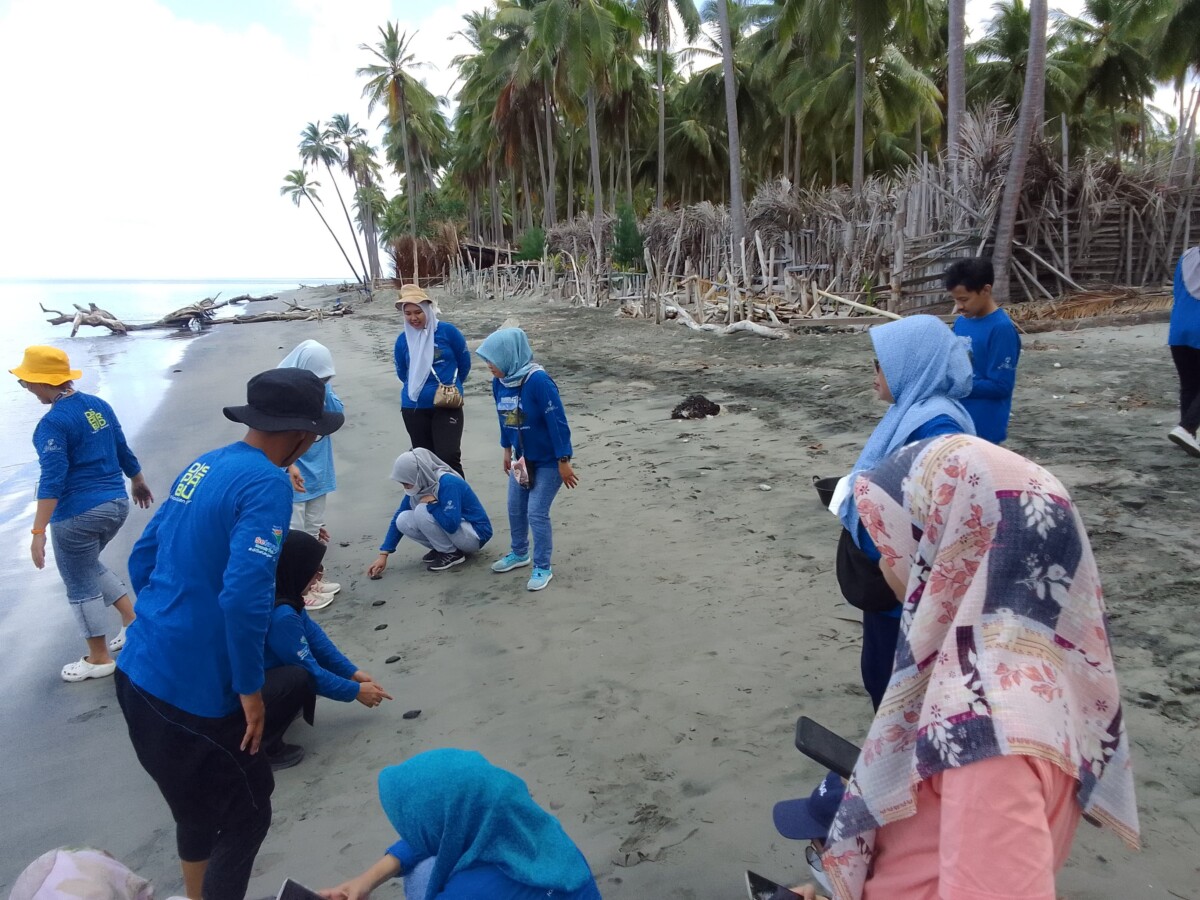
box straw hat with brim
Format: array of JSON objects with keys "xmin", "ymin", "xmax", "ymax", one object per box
[
  {"xmin": 10, "ymin": 346, "xmax": 82, "ymax": 385},
  {"xmin": 223, "ymin": 369, "xmax": 345, "ymax": 435},
  {"xmin": 395, "ymin": 283, "xmax": 434, "ymax": 311}
]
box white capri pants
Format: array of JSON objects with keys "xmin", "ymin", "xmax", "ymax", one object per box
[{"xmin": 395, "ymin": 504, "xmax": 481, "ymax": 554}]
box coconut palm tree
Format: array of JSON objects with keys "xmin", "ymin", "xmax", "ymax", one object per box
[
  {"xmin": 992, "ymin": 0, "xmax": 1047, "ymax": 303},
  {"xmin": 280, "ymin": 169, "xmax": 364, "ymax": 284},
  {"xmin": 947, "ymin": 0, "xmax": 966, "ymax": 165},
  {"xmin": 635, "ymin": 0, "xmax": 702, "ymax": 207},
  {"xmin": 713, "ymin": 0, "xmax": 747, "ymax": 256},
  {"xmin": 299, "ymin": 122, "xmax": 368, "ymax": 285},
  {"xmin": 358, "ymin": 23, "xmax": 429, "ymax": 278}
]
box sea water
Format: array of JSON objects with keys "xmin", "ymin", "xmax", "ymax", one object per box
[{"xmin": 0, "ymin": 278, "xmax": 337, "ymax": 514}]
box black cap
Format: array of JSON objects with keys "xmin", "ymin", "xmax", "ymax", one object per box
[{"xmin": 222, "ymin": 368, "xmax": 345, "ymax": 436}]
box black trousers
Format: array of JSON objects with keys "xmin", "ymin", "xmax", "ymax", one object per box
[
  {"xmin": 861, "ymin": 610, "xmax": 902, "ymax": 711},
  {"xmin": 261, "ymin": 664, "xmax": 316, "ymax": 749},
  {"xmin": 402, "ymin": 406, "xmax": 466, "ymax": 475},
  {"xmin": 1171, "ymin": 345, "xmax": 1200, "ymax": 433},
  {"xmin": 114, "ymin": 669, "xmax": 273, "ymax": 900}
]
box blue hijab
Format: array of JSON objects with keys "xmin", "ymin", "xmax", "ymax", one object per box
[
  {"xmin": 378, "ymin": 749, "xmax": 594, "ymax": 900},
  {"xmin": 838, "ymin": 315, "xmax": 975, "ymax": 539},
  {"xmin": 476, "ymin": 328, "xmax": 542, "ymax": 387}
]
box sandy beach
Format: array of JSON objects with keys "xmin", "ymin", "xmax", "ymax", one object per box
[{"xmin": 3, "ymin": 284, "xmax": 1198, "ymax": 899}]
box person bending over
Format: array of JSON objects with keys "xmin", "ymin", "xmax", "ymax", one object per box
[
  {"xmin": 261, "ymin": 530, "xmax": 393, "ymax": 770},
  {"xmin": 319, "ymin": 749, "xmax": 601, "ymax": 900},
  {"xmin": 368, "ymin": 448, "xmax": 492, "ymax": 576}
]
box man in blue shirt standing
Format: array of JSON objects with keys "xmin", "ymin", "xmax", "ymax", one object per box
[
  {"xmin": 115, "ymin": 368, "xmax": 344, "ymax": 900},
  {"xmin": 947, "ymin": 258, "xmax": 1021, "ymax": 443},
  {"xmin": 1168, "ymin": 246, "xmax": 1200, "ymax": 457}
]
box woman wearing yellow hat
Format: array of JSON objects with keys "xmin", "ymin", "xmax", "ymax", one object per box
[
  {"xmin": 11, "ymin": 345, "xmax": 154, "ymax": 682},
  {"xmin": 393, "ymin": 284, "xmax": 471, "ymax": 475}
]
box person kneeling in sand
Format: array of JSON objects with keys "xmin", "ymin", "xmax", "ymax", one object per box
[
  {"xmin": 368, "ymin": 448, "xmax": 493, "ymax": 575},
  {"xmin": 319, "ymin": 749, "xmax": 601, "ymax": 900},
  {"xmin": 261, "ymin": 530, "xmax": 393, "ymax": 770}
]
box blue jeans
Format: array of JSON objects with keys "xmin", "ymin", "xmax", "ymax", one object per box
[
  {"xmin": 507, "ymin": 462, "xmax": 562, "ymax": 568},
  {"xmin": 50, "ymin": 498, "xmax": 130, "ymax": 638}
]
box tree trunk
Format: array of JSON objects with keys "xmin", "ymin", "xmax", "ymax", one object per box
[
  {"xmin": 567, "ymin": 140, "xmax": 576, "ymax": 221},
  {"xmin": 783, "ymin": 116, "xmax": 791, "ymax": 180},
  {"xmin": 397, "ymin": 107, "xmax": 419, "ymax": 282},
  {"xmin": 544, "ymin": 83, "xmax": 557, "ymax": 226},
  {"xmin": 490, "ymin": 167, "xmax": 501, "ymax": 246},
  {"xmin": 656, "ymin": 38, "xmax": 666, "ymax": 208},
  {"xmin": 533, "ymin": 110, "xmax": 550, "ymax": 228},
  {"xmin": 586, "ymin": 85, "xmax": 605, "ymax": 259},
  {"xmin": 947, "ymin": 0, "xmax": 966, "ymax": 171},
  {"xmin": 715, "ymin": 0, "xmax": 746, "ymax": 256},
  {"xmin": 323, "ymin": 163, "xmax": 368, "ymax": 286},
  {"xmin": 992, "ymin": 0, "xmax": 1047, "ymax": 303},
  {"xmin": 522, "ymin": 155, "xmax": 534, "ymax": 231},
  {"xmin": 624, "ymin": 104, "xmax": 634, "ymax": 207},
  {"xmin": 793, "ymin": 118, "xmax": 802, "ymax": 182},
  {"xmin": 305, "ymin": 195, "xmax": 362, "ymax": 284},
  {"xmin": 852, "ymin": 30, "xmax": 866, "ymax": 193}
]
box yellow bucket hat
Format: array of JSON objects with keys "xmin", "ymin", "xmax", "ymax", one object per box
[{"xmin": 10, "ymin": 346, "xmax": 82, "ymax": 385}]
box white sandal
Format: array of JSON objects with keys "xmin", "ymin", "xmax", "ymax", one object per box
[
  {"xmin": 108, "ymin": 625, "xmax": 128, "ymax": 652},
  {"xmin": 61, "ymin": 657, "xmax": 117, "ymax": 683}
]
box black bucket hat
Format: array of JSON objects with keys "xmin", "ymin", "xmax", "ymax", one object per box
[{"xmin": 223, "ymin": 368, "xmax": 345, "ymax": 435}]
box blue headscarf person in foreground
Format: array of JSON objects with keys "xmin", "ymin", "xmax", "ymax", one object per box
[
  {"xmin": 835, "ymin": 314, "xmax": 975, "ymax": 710},
  {"xmin": 476, "ymin": 327, "xmax": 576, "ymax": 593},
  {"xmin": 318, "ymin": 749, "xmax": 601, "ymax": 900}
]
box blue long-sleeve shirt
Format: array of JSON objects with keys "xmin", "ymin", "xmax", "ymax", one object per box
[
  {"xmin": 394, "ymin": 322, "xmax": 471, "ymax": 409},
  {"xmin": 491, "ymin": 371, "xmax": 573, "ymax": 466},
  {"xmin": 118, "ymin": 442, "xmax": 293, "ymax": 718},
  {"xmin": 264, "ymin": 604, "xmax": 360, "ymax": 702},
  {"xmin": 293, "ymin": 384, "xmax": 344, "ymax": 502},
  {"xmin": 1169, "ymin": 251, "xmax": 1200, "ymax": 349},
  {"xmin": 32, "ymin": 392, "xmax": 140, "ymax": 522},
  {"xmin": 380, "ymin": 473, "xmax": 493, "ymax": 552},
  {"xmin": 385, "ymin": 840, "xmax": 601, "ymax": 900},
  {"xmin": 952, "ymin": 309, "xmax": 1021, "ymax": 443}
]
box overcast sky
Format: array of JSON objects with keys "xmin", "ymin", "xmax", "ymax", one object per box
[{"xmin": 0, "ymin": 0, "xmax": 1182, "ymax": 280}]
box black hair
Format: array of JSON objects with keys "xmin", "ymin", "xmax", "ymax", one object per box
[{"xmin": 944, "ymin": 258, "xmax": 994, "ymax": 292}]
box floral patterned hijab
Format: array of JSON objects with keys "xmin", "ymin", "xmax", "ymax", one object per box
[{"xmin": 824, "ymin": 434, "xmax": 1139, "ymax": 899}]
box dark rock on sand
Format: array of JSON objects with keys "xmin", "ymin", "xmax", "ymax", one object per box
[{"xmin": 670, "ymin": 394, "xmax": 720, "ymax": 420}]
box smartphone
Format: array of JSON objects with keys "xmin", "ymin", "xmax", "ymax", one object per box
[
  {"xmin": 276, "ymin": 879, "xmax": 324, "ymax": 900},
  {"xmin": 794, "ymin": 716, "xmax": 861, "ymax": 780},
  {"xmin": 745, "ymin": 870, "xmax": 797, "ymax": 900}
]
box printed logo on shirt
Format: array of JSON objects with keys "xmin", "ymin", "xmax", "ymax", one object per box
[
  {"xmin": 297, "ymin": 636, "xmax": 312, "ymax": 662},
  {"xmin": 250, "ymin": 525, "xmax": 285, "ymax": 559},
  {"xmin": 171, "ymin": 462, "xmax": 210, "ymax": 503},
  {"xmin": 1000, "ymin": 355, "xmax": 1014, "ymax": 370},
  {"xmin": 40, "ymin": 437, "xmax": 63, "ymax": 454},
  {"xmin": 443, "ymin": 499, "xmax": 456, "ymax": 512},
  {"xmin": 84, "ymin": 409, "xmax": 109, "ymax": 432},
  {"xmin": 498, "ymin": 396, "xmax": 526, "ymax": 428}
]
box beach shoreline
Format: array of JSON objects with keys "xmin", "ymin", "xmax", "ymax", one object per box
[{"xmin": 2, "ymin": 284, "xmax": 1197, "ymax": 898}]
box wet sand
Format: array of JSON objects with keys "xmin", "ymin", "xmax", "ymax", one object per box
[{"xmin": 2, "ymin": 285, "xmax": 1198, "ymax": 898}]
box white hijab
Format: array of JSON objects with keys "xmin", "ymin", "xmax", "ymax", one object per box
[
  {"xmin": 1183, "ymin": 246, "xmax": 1200, "ymax": 299},
  {"xmin": 278, "ymin": 339, "xmax": 335, "ymax": 379},
  {"xmin": 403, "ymin": 301, "xmax": 440, "ymax": 402}
]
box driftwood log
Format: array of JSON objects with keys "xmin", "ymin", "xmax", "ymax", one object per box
[{"xmin": 40, "ymin": 297, "xmax": 352, "ymax": 336}]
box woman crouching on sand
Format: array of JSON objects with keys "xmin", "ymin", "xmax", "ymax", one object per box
[
  {"xmin": 788, "ymin": 434, "xmax": 1139, "ymax": 900},
  {"xmin": 12, "ymin": 346, "xmax": 154, "ymax": 683},
  {"xmin": 476, "ymin": 327, "xmax": 576, "ymax": 592},
  {"xmin": 368, "ymin": 448, "xmax": 492, "ymax": 575},
  {"xmin": 261, "ymin": 531, "xmax": 392, "ymax": 770},
  {"xmin": 319, "ymin": 749, "xmax": 601, "ymax": 900}
]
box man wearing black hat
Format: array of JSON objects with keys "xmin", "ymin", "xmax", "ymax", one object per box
[{"xmin": 115, "ymin": 368, "xmax": 343, "ymax": 900}]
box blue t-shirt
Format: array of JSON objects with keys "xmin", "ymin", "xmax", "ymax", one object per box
[
  {"xmin": 1169, "ymin": 252, "xmax": 1200, "ymax": 349},
  {"xmin": 292, "ymin": 384, "xmax": 344, "ymax": 502},
  {"xmin": 394, "ymin": 322, "xmax": 471, "ymax": 409},
  {"xmin": 380, "ymin": 473, "xmax": 493, "ymax": 552},
  {"xmin": 952, "ymin": 309, "xmax": 1020, "ymax": 443},
  {"xmin": 386, "ymin": 840, "xmax": 602, "ymax": 900},
  {"xmin": 119, "ymin": 442, "xmax": 293, "ymax": 718},
  {"xmin": 491, "ymin": 371, "xmax": 573, "ymax": 467},
  {"xmin": 33, "ymin": 392, "xmax": 140, "ymax": 522},
  {"xmin": 264, "ymin": 605, "xmax": 360, "ymax": 702}
]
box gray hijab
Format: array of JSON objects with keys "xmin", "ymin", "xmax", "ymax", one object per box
[{"xmin": 391, "ymin": 448, "xmax": 455, "ymax": 500}]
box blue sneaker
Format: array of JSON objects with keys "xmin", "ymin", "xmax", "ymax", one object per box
[
  {"xmin": 526, "ymin": 566, "xmax": 553, "ymax": 591},
  {"xmin": 491, "ymin": 552, "xmax": 531, "ymax": 573}
]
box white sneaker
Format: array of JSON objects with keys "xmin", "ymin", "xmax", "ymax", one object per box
[
  {"xmin": 62, "ymin": 657, "xmax": 117, "ymax": 683},
  {"xmin": 108, "ymin": 625, "xmax": 128, "ymax": 652},
  {"xmin": 313, "ymin": 580, "xmax": 341, "ymax": 595},
  {"xmin": 304, "ymin": 590, "xmax": 336, "ymax": 611},
  {"xmin": 1168, "ymin": 426, "xmax": 1200, "ymax": 458}
]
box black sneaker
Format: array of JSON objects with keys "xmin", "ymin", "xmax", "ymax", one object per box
[
  {"xmin": 422, "ymin": 550, "xmax": 438, "ymax": 563},
  {"xmin": 427, "ymin": 550, "xmax": 466, "ymax": 572},
  {"xmin": 266, "ymin": 741, "xmax": 305, "ymax": 770}
]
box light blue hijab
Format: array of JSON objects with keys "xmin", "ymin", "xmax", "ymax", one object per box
[
  {"xmin": 838, "ymin": 315, "xmax": 975, "ymax": 539},
  {"xmin": 378, "ymin": 749, "xmax": 594, "ymax": 900},
  {"xmin": 476, "ymin": 328, "xmax": 543, "ymax": 386}
]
